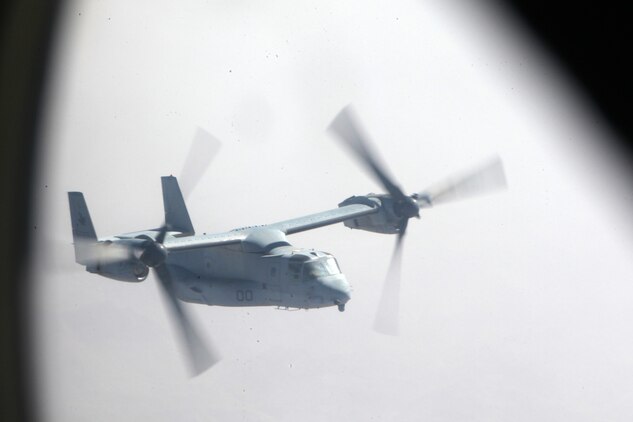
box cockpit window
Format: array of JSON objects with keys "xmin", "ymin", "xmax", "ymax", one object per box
[{"xmin": 302, "ymin": 258, "xmax": 341, "ymax": 280}]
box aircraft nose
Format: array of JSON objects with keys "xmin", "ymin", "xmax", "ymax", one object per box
[{"xmin": 319, "ymin": 275, "xmax": 351, "ymax": 310}]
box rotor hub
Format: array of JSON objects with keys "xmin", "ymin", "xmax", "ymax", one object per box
[
  {"xmin": 139, "ymin": 241, "xmax": 168, "ymax": 268},
  {"xmin": 393, "ymin": 195, "xmax": 420, "ymax": 219}
]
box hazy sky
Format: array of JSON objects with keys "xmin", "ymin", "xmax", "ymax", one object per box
[{"xmin": 32, "ymin": 1, "xmax": 633, "ymax": 421}]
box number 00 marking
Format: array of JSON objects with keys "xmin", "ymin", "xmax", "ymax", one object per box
[{"xmin": 236, "ymin": 289, "xmax": 253, "ymax": 302}]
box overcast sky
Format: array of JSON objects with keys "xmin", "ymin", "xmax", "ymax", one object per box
[{"xmin": 31, "ymin": 1, "xmax": 633, "ymax": 421}]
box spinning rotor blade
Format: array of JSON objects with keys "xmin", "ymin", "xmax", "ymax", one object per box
[
  {"xmin": 417, "ymin": 156, "xmax": 507, "ymax": 207},
  {"xmin": 139, "ymin": 225, "xmax": 219, "ymax": 376},
  {"xmin": 328, "ymin": 106, "xmax": 408, "ymax": 202},
  {"xmin": 373, "ymin": 220, "xmax": 407, "ymax": 336},
  {"xmin": 327, "ymin": 106, "xmax": 506, "ymax": 336},
  {"xmin": 155, "ymin": 224, "xmax": 169, "ymax": 244},
  {"xmin": 179, "ymin": 127, "xmax": 221, "ymax": 199},
  {"xmin": 153, "ymin": 263, "xmax": 219, "ymax": 376},
  {"xmin": 162, "ymin": 130, "xmax": 221, "ymax": 374},
  {"xmin": 150, "ymin": 133, "xmax": 223, "ymax": 375},
  {"xmin": 74, "ymin": 238, "xmax": 141, "ymax": 265}
]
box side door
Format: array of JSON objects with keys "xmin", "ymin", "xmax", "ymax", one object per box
[{"xmin": 264, "ymin": 257, "xmax": 282, "ymax": 302}]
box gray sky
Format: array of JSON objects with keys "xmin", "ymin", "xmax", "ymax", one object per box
[{"xmin": 32, "ymin": 0, "xmax": 633, "ymax": 421}]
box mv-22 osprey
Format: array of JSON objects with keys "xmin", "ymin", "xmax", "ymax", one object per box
[{"xmin": 69, "ymin": 107, "xmax": 506, "ymax": 375}]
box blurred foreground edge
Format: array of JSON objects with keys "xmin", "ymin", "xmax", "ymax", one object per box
[{"xmin": 0, "ymin": 1, "xmax": 62, "ymax": 421}]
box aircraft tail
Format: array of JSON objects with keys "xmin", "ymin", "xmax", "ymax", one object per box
[
  {"xmin": 162, "ymin": 176, "xmax": 195, "ymax": 235},
  {"xmin": 68, "ymin": 192, "xmax": 98, "ymax": 264}
]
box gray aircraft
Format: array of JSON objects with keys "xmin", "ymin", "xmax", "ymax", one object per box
[{"xmin": 68, "ymin": 106, "xmax": 506, "ymax": 375}]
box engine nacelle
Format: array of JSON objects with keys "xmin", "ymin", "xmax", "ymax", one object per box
[
  {"xmin": 338, "ymin": 194, "xmax": 402, "ymax": 234},
  {"xmin": 86, "ymin": 259, "xmax": 149, "ymax": 282}
]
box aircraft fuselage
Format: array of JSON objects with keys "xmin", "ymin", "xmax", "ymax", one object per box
[{"xmin": 167, "ymin": 238, "xmax": 351, "ymax": 311}]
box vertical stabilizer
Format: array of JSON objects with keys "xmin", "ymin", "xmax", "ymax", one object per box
[
  {"xmin": 68, "ymin": 192, "xmax": 98, "ymax": 264},
  {"xmin": 162, "ymin": 176, "xmax": 195, "ymax": 235}
]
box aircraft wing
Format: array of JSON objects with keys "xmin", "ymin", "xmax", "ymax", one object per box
[
  {"xmin": 164, "ymin": 202, "xmax": 378, "ymax": 251},
  {"xmin": 266, "ymin": 203, "xmax": 379, "ymax": 235},
  {"xmin": 164, "ymin": 232, "xmax": 247, "ymax": 251}
]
